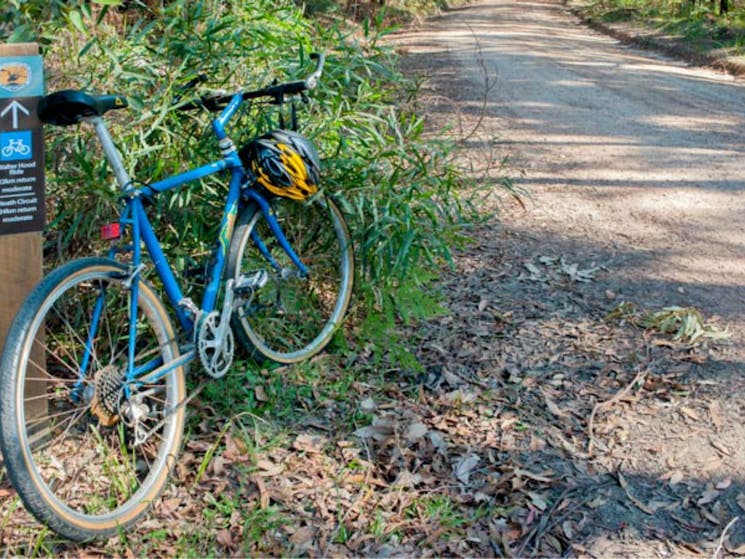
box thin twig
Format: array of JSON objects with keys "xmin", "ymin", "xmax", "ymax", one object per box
[
  {"xmin": 516, "ymin": 479, "xmax": 615, "ymax": 557},
  {"xmin": 712, "ymin": 516, "xmax": 739, "ymax": 559},
  {"xmin": 587, "ymin": 368, "xmax": 647, "ymax": 455},
  {"xmin": 449, "ymin": 366, "xmax": 490, "ymax": 390},
  {"xmin": 460, "ymin": 22, "xmax": 499, "ymax": 144}
]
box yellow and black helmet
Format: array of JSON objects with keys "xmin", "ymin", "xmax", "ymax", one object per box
[{"xmin": 240, "ymin": 130, "xmax": 321, "ymax": 201}]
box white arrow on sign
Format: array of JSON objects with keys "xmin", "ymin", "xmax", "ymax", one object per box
[{"xmin": 1, "ymin": 100, "xmax": 30, "ymax": 129}]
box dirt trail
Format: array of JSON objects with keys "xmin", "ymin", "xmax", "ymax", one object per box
[
  {"xmin": 401, "ymin": 0, "xmax": 745, "ymax": 310},
  {"xmin": 394, "ymin": 0, "xmax": 745, "ymax": 555}
]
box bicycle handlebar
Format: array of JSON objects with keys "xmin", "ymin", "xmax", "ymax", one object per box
[
  {"xmin": 243, "ymin": 53, "xmax": 325, "ymax": 100},
  {"xmin": 176, "ymin": 53, "xmax": 325, "ymax": 112}
]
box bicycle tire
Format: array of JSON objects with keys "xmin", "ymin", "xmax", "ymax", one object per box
[
  {"xmin": 226, "ymin": 195, "xmax": 354, "ymax": 364},
  {"xmin": 0, "ymin": 257, "xmax": 186, "ymax": 541}
]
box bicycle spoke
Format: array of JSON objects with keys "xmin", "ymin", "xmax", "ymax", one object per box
[
  {"xmin": 0, "ymin": 260, "xmax": 186, "ymax": 539},
  {"xmin": 227, "ymin": 197, "xmax": 353, "ymax": 363}
]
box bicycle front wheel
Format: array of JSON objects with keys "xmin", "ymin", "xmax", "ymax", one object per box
[
  {"xmin": 0, "ymin": 257, "xmax": 186, "ymax": 541},
  {"xmin": 226, "ymin": 196, "xmax": 354, "ymax": 364}
]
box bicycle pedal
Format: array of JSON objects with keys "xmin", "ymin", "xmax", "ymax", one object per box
[{"xmin": 234, "ymin": 270, "xmax": 269, "ymax": 292}]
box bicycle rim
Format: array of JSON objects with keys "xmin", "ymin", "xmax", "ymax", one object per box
[
  {"xmin": 0, "ymin": 258, "xmax": 185, "ymax": 541},
  {"xmin": 227, "ymin": 196, "xmax": 354, "ymax": 364}
]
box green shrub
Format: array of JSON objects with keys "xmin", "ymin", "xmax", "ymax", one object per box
[{"xmin": 3, "ymin": 0, "xmax": 487, "ymax": 359}]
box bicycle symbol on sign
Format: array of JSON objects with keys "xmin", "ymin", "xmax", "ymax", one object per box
[
  {"xmin": 0, "ymin": 131, "xmax": 32, "ymax": 161},
  {"xmin": 2, "ymin": 138, "xmax": 30, "ymax": 157}
]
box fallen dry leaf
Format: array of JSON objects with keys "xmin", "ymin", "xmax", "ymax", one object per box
[
  {"xmin": 211, "ymin": 455, "xmax": 225, "ymax": 476},
  {"xmin": 251, "ymin": 475, "xmax": 270, "ymax": 509},
  {"xmin": 736, "ymin": 493, "xmax": 745, "ymax": 512},
  {"xmin": 292, "ymin": 434, "xmax": 327, "ymax": 453},
  {"xmin": 618, "ymin": 472, "xmax": 655, "ymax": 514},
  {"xmin": 710, "ymin": 438, "xmax": 734, "ymax": 457},
  {"xmin": 541, "ymin": 388, "xmax": 569, "ymax": 418},
  {"xmin": 514, "ymin": 468, "xmax": 555, "ymax": 484},
  {"xmin": 527, "ymin": 491, "xmax": 549, "ymax": 511},
  {"xmin": 255, "ymin": 459, "xmax": 284, "ymax": 477},
  {"xmin": 716, "ymin": 478, "xmax": 732, "ymax": 490},
  {"xmin": 254, "ymin": 385, "xmax": 269, "ymax": 402},
  {"xmin": 289, "ymin": 526, "xmax": 316, "ymax": 546},
  {"xmin": 158, "ymin": 498, "xmax": 182, "ymax": 516},
  {"xmin": 359, "ymin": 397, "xmax": 377, "ymax": 412},
  {"xmin": 453, "ymin": 453, "xmax": 480, "ymax": 484},
  {"xmin": 562, "ymin": 520, "xmax": 574, "ymax": 540},
  {"xmin": 679, "ymin": 406, "xmax": 699, "ymax": 420},
  {"xmin": 393, "ymin": 469, "xmax": 423, "ymax": 488},
  {"xmin": 405, "ymin": 422, "xmax": 429, "ymax": 442},
  {"xmin": 216, "ymin": 529, "xmax": 233, "ymax": 547},
  {"xmin": 354, "ymin": 424, "xmax": 394, "ymax": 441},
  {"xmin": 699, "ymin": 507, "xmax": 720, "ymax": 525},
  {"xmin": 697, "ymin": 488, "xmax": 720, "ymax": 506},
  {"xmin": 428, "ymin": 431, "xmax": 449, "ymax": 454},
  {"xmin": 708, "ymin": 401, "xmax": 724, "ymax": 431},
  {"xmin": 659, "ymin": 469, "xmax": 684, "ymax": 485},
  {"xmin": 588, "ymin": 496, "xmax": 607, "ymax": 508}
]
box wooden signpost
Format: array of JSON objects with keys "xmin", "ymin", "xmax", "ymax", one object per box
[{"xmin": 0, "ymin": 43, "xmax": 44, "ymax": 413}]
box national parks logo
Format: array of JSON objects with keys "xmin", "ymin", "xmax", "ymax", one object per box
[{"xmin": 0, "ymin": 63, "xmax": 32, "ymax": 92}]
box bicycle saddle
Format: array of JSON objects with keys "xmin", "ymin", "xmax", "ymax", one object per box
[{"xmin": 37, "ymin": 89, "xmax": 128, "ymax": 126}]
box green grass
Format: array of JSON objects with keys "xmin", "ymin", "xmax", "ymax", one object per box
[
  {"xmin": 403, "ymin": 494, "xmax": 491, "ymax": 542},
  {"xmin": 585, "ymin": 0, "xmax": 745, "ymax": 55}
]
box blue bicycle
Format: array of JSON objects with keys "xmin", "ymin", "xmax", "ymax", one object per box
[{"xmin": 0, "ymin": 53, "xmax": 354, "ymax": 541}]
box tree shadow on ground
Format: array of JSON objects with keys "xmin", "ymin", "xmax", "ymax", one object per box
[
  {"xmin": 387, "ymin": 9, "xmax": 745, "ymax": 549},
  {"xmin": 219, "ymin": 217, "xmax": 743, "ymax": 556},
  {"xmin": 0, "ymin": 222, "xmax": 743, "ymax": 557},
  {"xmin": 373, "ymin": 221, "xmax": 745, "ymax": 556}
]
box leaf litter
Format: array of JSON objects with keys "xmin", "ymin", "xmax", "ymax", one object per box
[{"xmin": 1, "ymin": 225, "xmax": 744, "ymax": 557}]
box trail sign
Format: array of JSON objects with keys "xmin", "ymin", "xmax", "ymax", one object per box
[
  {"xmin": 0, "ymin": 43, "xmax": 44, "ymax": 417},
  {"xmin": 0, "ymin": 50, "xmax": 44, "ymax": 235}
]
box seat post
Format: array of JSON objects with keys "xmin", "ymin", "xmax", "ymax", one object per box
[{"xmin": 87, "ymin": 116, "xmax": 132, "ymax": 190}]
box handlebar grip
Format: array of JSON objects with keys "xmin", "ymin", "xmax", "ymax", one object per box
[{"xmin": 242, "ymin": 53, "xmax": 326, "ymax": 101}]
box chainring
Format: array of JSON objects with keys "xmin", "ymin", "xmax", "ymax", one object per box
[{"xmin": 197, "ymin": 311, "xmax": 235, "ymax": 378}]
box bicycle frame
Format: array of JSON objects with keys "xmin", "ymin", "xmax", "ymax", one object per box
[{"xmin": 79, "ymin": 93, "xmax": 310, "ymax": 390}]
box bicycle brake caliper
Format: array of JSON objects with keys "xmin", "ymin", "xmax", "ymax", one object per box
[{"xmin": 123, "ymin": 263, "xmax": 146, "ymax": 290}]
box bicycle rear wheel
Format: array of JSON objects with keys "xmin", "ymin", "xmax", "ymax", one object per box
[
  {"xmin": 0, "ymin": 257, "xmax": 186, "ymax": 541},
  {"xmin": 226, "ymin": 195, "xmax": 354, "ymax": 364}
]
